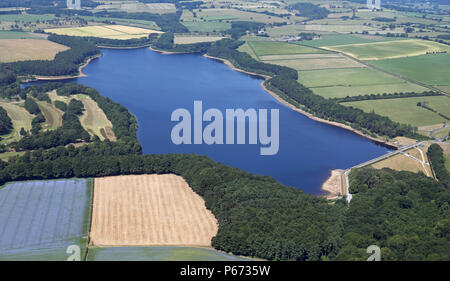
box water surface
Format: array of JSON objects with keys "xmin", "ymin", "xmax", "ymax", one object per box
[{"xmin": 29, "ymin": 48, "xmax": 392, "ymax": 193}]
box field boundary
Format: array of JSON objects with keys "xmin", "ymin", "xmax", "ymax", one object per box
[{"xmin": 83, "ymin": 178, "xmax": 94, "ymax": 261}]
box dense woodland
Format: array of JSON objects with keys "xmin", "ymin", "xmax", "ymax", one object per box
[{"xmin": 341, "ymin": 167, "xmax": 449, "ymax": 260}]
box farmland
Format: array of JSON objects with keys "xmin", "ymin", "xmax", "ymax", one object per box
[
  {"xmin": 90, "ymin": 174, "xmax": 218, "ymax": 247},
  {"xmin": 87, "ymin": 246, "xmax": 248, "ymax": 261},
  {"xmin": 299, "ymin": 34, "xmax": 406, "ymax": 48},
  {"xmin": 0, "ymin": 179, "xmax": 92, "ymax": 261},
  {"xmin": 367, "ymin": 53, "xmax": 450, "ymax": 91},
  {"xmin": 0, "ymin": 39, "xmax": 69, "ymax": 63},
  {"xmin": 325, "ymin": 39, "xmax": 450, "ymax": 60},
  {"xmin": 181, "ymin": 8, "xmax": 290, "ymax": 24},
  {"xmin": 247, "ymin": 41, "xmax": 329, "ymax": 57},
  {"xmin": 93, "ymin": 1, "xmax": 176, "ymax": 14},
  {"xmin": 181, "ymin": 21, "xmax": 231, "ymax": 33},
  {"xmin": 0, "ymin": 31, "xmax": 47, "ymax": 40},
  {"xmin": 174, "ymin": 35, "xmax": 225, "ymax": 45},
  {"xmin": 344, "ymin": 96, "xmax": 450, "ymax": 127},
  {"xmin": 297, "ymin": 67, "xmax": 428, "ymax": 98},
  {"xmin": 266, "ymin": 55, "xmax": 363, "ymax": 71},
  {"xmin": 44, "ymin": 25, "xmax": 163, "ymax": 40}
]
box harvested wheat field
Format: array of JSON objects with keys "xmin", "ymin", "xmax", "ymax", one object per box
[
  {"xmin": 90, "ymin": 174, "xmax": 218, "ymax": 247},
  {"xmin": 0, "ymin": 39, "xmax": 69, "ymax": 62}
]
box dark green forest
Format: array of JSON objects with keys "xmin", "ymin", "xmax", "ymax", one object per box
[
  {"xmin": 0, "ymin": 106, "xmax": 12, "ymax": 136},
  {"xmin": 428, "ymin": 144, "xmax": 450, "ymax": 188},
  {"xmin": 289, "ymin": 2, "xmax": 330, "ymax": 20},
  {"xmin": 340, "ymin": 167, "xmax": 449, "ymax": 260}
]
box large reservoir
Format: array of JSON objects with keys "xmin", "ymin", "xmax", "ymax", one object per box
[{"xmin": 30, "ymin": 48, "xmax": 391, "ymax": 193}]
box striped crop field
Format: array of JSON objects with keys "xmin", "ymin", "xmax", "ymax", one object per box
[{"xmin": 0, "ymin": 179, "xmax": 92, "ymax": 261}]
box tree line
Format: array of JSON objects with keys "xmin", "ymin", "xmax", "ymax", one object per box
[
  {"xmin": 428, "ymin": 144, "xmax": 450, "ymax": 188},
  {"xmin": 0, "ymin": 106, "xmax": 12, "ymax": 136},
  {"xmin": 3, "ymin": 35, "xmax": 100, "ymax": 77},
  {"xmin": 335, "ymin": 91, "xmax": 442, "ymax": 103}
]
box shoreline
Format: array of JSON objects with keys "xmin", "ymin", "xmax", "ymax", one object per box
[
  {"xmin": 98, "ymin": 44, "xmax": 151, "ymax": 49},
  {"xmin": 34, "ymin": 54, "xmax": 102, "ymax": 81},
  {"xmin": 148, "ymin": 45, "xmax": 191, "ymax": 55},
  {"xmin": 203, "ymin": 54, "xmax": 397, "ymax": 149},
  {"xmin": 320, "ymin": 169, "xmax": 344, "ymax": 199}
]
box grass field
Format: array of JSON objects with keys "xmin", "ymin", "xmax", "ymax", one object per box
[
  {"xmin": 303, "ymin": 24, "xmax": 378, "ymax": 33},
  {"xmin": 44, "ymin": 25, "xmax": 163, "ymax": 40},
  {"xmin": 344, "ymin": 96, "xmax": 450, "ymax": 127},
  {"xmin": 0, "ymin": 102, "xmax": 33, "ymax": 143},
  {"xmin": 174, "ymin": 35, "xmax": 224, "ymax": 45},
  {"xmin": 372, "ymin": 145, "xmax": 433, "ymax": 177},
  {"xmin": 80, "ymin": 16, "xmax": 159, "ymax": 29},
  {"xmin": 0, "ymin": 14, "xmax": 55, "ymax": 23},
  {"xmin": 266, "ymin": 56, "xmax": 363, "ymax": 71},
  {"xmin": 248, "ymin": 41, "xmax": 329, "ymax": 57},
  {"xmin": 181, "ymin": 21, "xmax": 231, "ymax": 33},
  {"xmin": 36, "ymin": 100, "xmax": 63, "ymax": 131},
  {"xmin": 0, "ymin": 31, "xmax": 47, "ymax": 40},
  {"xmin": 298, "ymin": 67, "xmax": 409, "ymax": 88},
  {"xmin": 325, "ymin": 39, "xmax": 450, "ymax": 60},
  {"xmin": 297, "ymin": 63, "xmax": 430, "ymax": 97},
  {"xmin": 87, "ymin": 246, "xmax": 248, "ymax": 261},
  {"xmin": 367, "ymin": 53, "xmax": 450, "ymax": 88},
  {"xmin": 0, "ymin": 39, "xmax": 69, "ymax": 63},
  {"xmin": 78, "ymin": 95, "xmax": 116, "ymax": 141},
  {"xmin": 441, "ymin": 143, "xmax": 450, "ymax": 171},
  {"xmin": 90, "ymin": 174, "xmax": 218, "ymax": 247},
  {"xmin": 181, "ymin": 8, "xmax": 287, "ymax": 24},
  {"xmin": 0, "ymin": 179, "xmax": 92, "ymax": 261},
  {"xmin": 237, "ymin": 42, "xmax": 258, "ymax": 59},
  {"xmin": 299, "ymin": 34, "xmax": 406, "ymax": 48}
]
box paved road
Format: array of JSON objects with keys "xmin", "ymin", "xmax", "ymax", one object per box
[
  {"xmin": 344, "ymin": 137, "xmax": 448, "ymax": 203},
  {"xmin": 344, "ymin": 141, "xmax": 426, "ymax": 203}
]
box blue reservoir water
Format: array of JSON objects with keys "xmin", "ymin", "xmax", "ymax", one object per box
[{"xmin": 27, "ymin": 48, "xmax": 391, "ymax": 193}]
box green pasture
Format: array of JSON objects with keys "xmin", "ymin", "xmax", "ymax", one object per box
[
  {"xmin": 343, "ymin": 96, "xmax": 450, "ymax": 127},
  {"xmin": 367, "ymin": 53, "xmax": 450, "ymax": 86},
  {"xmin": 87, "ymin": 246, "xmax": 250, "ymax": 261}
]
